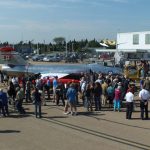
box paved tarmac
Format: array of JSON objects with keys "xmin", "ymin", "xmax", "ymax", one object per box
[{"xmin": 0, "ymin": 98, "xmax": 150, "ymax": 150}]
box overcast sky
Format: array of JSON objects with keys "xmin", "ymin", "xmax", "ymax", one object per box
[{"xmin": 0, "ymin": 0, "xmax": 149, "ymax": 43}]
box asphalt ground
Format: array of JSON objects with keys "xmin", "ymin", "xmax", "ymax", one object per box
[
  {"xmin": 0, "ymin": 96, "xmax": 150, "ymax": 150},
  {"xmin": 0, "ymin": 59, "xmax": 149, "ymax": 150}
]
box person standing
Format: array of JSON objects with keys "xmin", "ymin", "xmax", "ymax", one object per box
[
  {"xmin": 7, "ymin": 81, "xmax": 16, "ymax": 107},
  {"xmin": 101, "ymin": 80, "xmax": 108, "ymax": 106},
  {"xmin": 106, "ymin": 83, "xmax": 115, "ymax": 108},
  {"xmin": 143, "ymin": 77, "xmax": 150, "ymax": 92},
  {"xmin": 45, "ymin": 77, "xmax": 51, "ymax": 100},
  {"xmin": 114, "ymin": 86, "xmax": 121, "ymax": 112},
  {"xmin": 65, "ymin": 83, "xmax": 77, "ymax": 115},
  {"xmin": 55, "ymin": 83, "xmax": 65, "ymax": 106},
  {"xmin": 25, "ymin": 80, "xmax": 32, "ymax": 102},
  {"xmin": 84, "ymin": 83, "xmax": 93, "ymax": 111},
  {"xmin": 0, "ymin": 89, "xmax": 6, "ymax": 117},
  {"xmin": 0, "ymin": 89, "xmax": 9, "ymax": 116},
  {"xmin": 32, "ymin": 87, "xmax": 42, "ymax": 118},
  {"xmin": 93, "ymin": 82, "xmax": 102, "ymax": 111},
  {"xmin": 125, "ymin": 89, "xmax": 134, "ymax": 119},
  {"xmin": 53, "ymin": 76, "xmax": 58, "ymax": 103},
  {"xmin": 139, "ymin": 86, "xmax": 150, "ymax": 120},
  {"xmin": 15, "ymin": 87, "xmax": 25, "ymax": 114},
  {"xmin": 122, "ymin": 75, "xmax": 130, "ymax": 100}
]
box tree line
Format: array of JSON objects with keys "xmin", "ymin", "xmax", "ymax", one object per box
[{"xmin": 0, "ymin": 37, "xmax": 116, "ymax": 54}]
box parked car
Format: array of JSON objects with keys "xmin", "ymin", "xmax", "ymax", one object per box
[
  {"xmin": 65, "ymin": 54, "xmax": 78, "ymax": 63},
  {"xmin": 43, "ymin": 55, "xmax": 53, "ymax": 62},
  {"xmin": 43, "ymin": 55, "xmax": 61, "ymax": 62},
  {"xmin": 99, "ymin": 53, "xmax": 111, "ymax": 60},
  {"xmin": 32, "ymin": 55, "xmax": 45, "ymax": 61}
]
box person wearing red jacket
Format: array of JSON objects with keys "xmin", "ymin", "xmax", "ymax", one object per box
[{"xmin": 114, "ymin": 86, "xmax": 121, "ymax": 112}]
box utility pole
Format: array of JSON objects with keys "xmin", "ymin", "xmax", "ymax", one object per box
[
  {"xmin": 37, "ymin": 43, "xmax": 39, "ymax": 54},
  {"xmin": 72, "ymin": 43, "xmax": 74, "ymax": 52},
  {"xmin": 66, "ymin": 39, "xmax": 68, "ymax": 56}
]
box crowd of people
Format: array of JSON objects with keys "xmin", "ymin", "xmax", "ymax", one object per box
[{"xmin": 0, "ymin": 70, "xmax": 150, "ymax": 120}]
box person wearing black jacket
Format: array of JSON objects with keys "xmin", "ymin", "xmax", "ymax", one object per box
[
  {"xmin": 7, "ymin": 81, "xmax": 16, "ymax": 107},
  {"xmin": 32, "ymin": 87, "xmax": 42, "ymax": 118},
  {"xmin": 55, "ymin": 83, "xmax": 65, "ymax": 106},
  {"xmin": 121, "ymin": 75, "xmax": 130, "ymax": 101},
  {"xmin": 93, "ymin": 82, "xmax": 102, "ymax": 111},
  {"xmin": 84, "ymin": 83, "xmax": 93, "ymax": 111}
]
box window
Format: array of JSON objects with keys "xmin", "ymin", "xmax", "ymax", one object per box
[
  {"xmin": 145, "ymin": 34, "xmax": 150, "ymax": 44},
  {"xmin": 133, "ymin": 34, "xmax": 139, "ymax": 45}
]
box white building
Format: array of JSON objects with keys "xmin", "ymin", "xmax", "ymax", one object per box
[
  {"xmin": 117, "ymin": 31, "xmax": 150, "ymax": 50},
  {"xmin": 96, "ymin": 31, "xmax": 150, "ymax": 65}
]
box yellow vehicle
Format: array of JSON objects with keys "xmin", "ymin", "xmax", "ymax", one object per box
[
  {"xmin": 124, "ymin": 59, "xmax": 149, "ymax": 81},
  {"xmin": 124, "ymin": 64, "xmax": 141, "ymax": 81}
]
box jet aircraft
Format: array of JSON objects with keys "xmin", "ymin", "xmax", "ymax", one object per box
[{"xmin": 0, "ymin": 46, "xmax": 122, "ymax": 82}]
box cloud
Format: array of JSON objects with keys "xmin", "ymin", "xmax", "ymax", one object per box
[
  {"xmin": 59, "ymin": 0, "xmax": 129, "ymax": 4},
  {"xmin": 109, "ymin": 0, "xmax": 128, "ymax": 3},
  {"xmin": 0, "ymin": 24, "xmax": 19, "ymax": 29},
  {"xmin": 56, "ymin": 0, "xmax": 128, "ymax": 3},
  {"xmin": 0, "ymin": 0, "xmax": 60, "ymax": 9},
  {"xmin": 59, "ymin": 0, "xmax": 83, "ymax": 2},
  {"xmin": 0, "ymin": 0, "xmax": 129, "ymax": 10}
]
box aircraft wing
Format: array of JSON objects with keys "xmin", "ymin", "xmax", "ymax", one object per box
[
  {"xmin": 88, "ymin": 63, "xmax": 122, "ymax": 74},
  {"xmin": 28, "ymin": 64, "xmax": 88, "ymax": 74}
]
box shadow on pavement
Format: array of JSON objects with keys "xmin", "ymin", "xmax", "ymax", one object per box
[
  {"xmin": 43, "ymin": 116, "xmax": 69, "ymax": 119},
  {"xmin": 78, "ymin": 111, "xmax": 106, "ymax": 116},
  {"xmin": 131, "ymin": 118, "xmax": 150, "ymax": 120},
  {"xmin": 0, "ymin": 130, "xmax": 21, "ymax": 133},
  {"xmin": 8, "ymin": 114, "xmax": 30, "ymax": 118},
  {"xmin": 131, "ymin": 117, "xmax": 142, "ymax": 120}
]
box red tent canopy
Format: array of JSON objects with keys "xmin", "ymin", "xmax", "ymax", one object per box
[{"xmin": 0, "ymin": 46, "xmax": 14, "ymax": 52}]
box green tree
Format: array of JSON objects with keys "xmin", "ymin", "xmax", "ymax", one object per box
[
  {"xmin": 88, "ymin": 39, "xmax": 100, "ymax": 47},
  {"xmin": 53, "ymin": 37, "xmax": 65, "ymax": 51},
  {"xmin": 53, "ymin": 37, "xmax": 65, "ymax": 45}
]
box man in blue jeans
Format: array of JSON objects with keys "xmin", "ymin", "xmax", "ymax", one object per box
[
  {"xmin": 0, "ymin": 92, "xmax": 5, "ymax": 117},
  {"xmin": 32, "ymin": 87, "xmax": 42, "ymax": 118},
  {"xmin": 0, "ymin": 89, "xmax": 9, "ymax": 117},
  {"xmin": 65, "ymin": 83, "xmax": 77, "ymax": 115}
]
